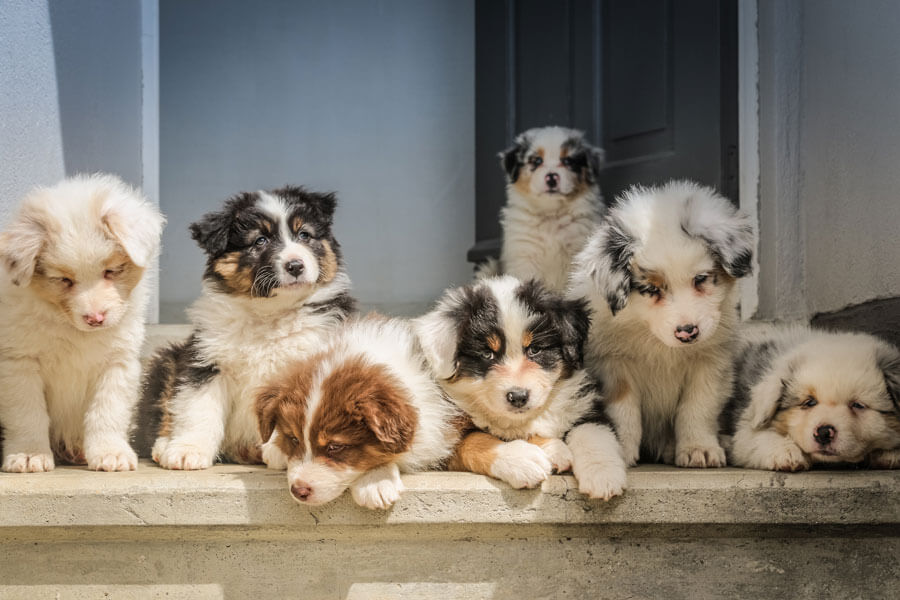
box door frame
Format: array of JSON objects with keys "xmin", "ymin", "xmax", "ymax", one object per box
[{"xmin": 738, "ymin": 0, "xmax": 760, "ymax": 320}]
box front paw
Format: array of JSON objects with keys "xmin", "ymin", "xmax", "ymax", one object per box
[
  {"xmin": 675, "ymin": 442, "xmax": 727, "ymax": 468},
  {"xmin": 262, "ymin": 440, "xmax": 288, "ymax": 470},
  {"xmin": 575, "ymin": 462, "xmax": 627, "ymax": 501},
  {"xmin": 766, "ymin": 443, "xmax": 811, "ymax": 472},
  {"xmin": 157, "ymin": 443, "xmax": 215, "ymax": 470},
  {"xmin": 867, "ymin": 448, "xmax": 900, "ymax": 469},
  {"xmin": 350, "ymin": 465, "xmax": 404, "ymax": 510},
  {"xmin": 490, "ymin": 439, "xmax": 552, "ymax": 489},
  {"xmin": 541, "ymin": 438, "xmax": 574, "ymax": 473},
  {"xmin": 2, "ymin": 452, "xmax": 55, "ymax": 473},
  {"xmin": 87, "ymin": 444, "xmax": 138, "ymax": 472}
]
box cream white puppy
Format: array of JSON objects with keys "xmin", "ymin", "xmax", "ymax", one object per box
[
  {"xmin": 722, "ymin": 324, "xmax": 900, "ymax": 471},
  {"xmin": 570, "ymin": 181, "xmax": 754, "ymax": 467},
  {"xmin": 0, "ymin": 174, "xmax": 164, "ymax": 472}
]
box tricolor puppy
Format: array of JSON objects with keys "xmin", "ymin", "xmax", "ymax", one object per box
[
  {"xmin": 484, "ymin": 126, "xmax": 605, "ymax": 293},
  {"xmin": 722, "ymin": 325, "xmax": 900, "ymax": 471},
  {"xmin": 414, "ymin": 276, "xmax": 627, "ymax": 500},
  {"xmin": 142, "ymin": 186, "xmax": 355, "ymax": 470},
  {"xmin": 0, "ymin": 174, "xmax": 164, "ymax": 472},
  {"xmin": 570, "ymin": 181, "xmax": 754, "ymax": 467},
  {"xmin": 255, "ymin": 316, "xmax": 460, "ymax": 510}
]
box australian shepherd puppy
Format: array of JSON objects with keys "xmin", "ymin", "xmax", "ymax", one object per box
[
  {"xmin": 414, "ymin": 276, "xmax": 627, "ymax": 501},
  {"xmin": 569, "ymin": 181, "xmax": 755, "ymax": 468},
  {"xmin": 255, "ymin": 316, "xmax": 460, "ymax": 510},
  {"xmin": 485, "ymin": 126, "xmax": 605, "ymax": 293},
  {"xmin": 722, "ymin": 324, "xmax": 900, "ymax": 471},
  {"xmin": 143, "ymin": 186, "xmax": 355, "ymax": 470},
  {"xmin": 0, "ymin": 174, "xmax": 164, "ymax": 472}
]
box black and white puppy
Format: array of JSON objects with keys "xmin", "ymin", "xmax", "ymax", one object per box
[
  {"xmin": 722, "ymin": 325, "xmax": 900, "ymax": 471},
  {"xmin": 570, "ymin": 181, "xmax": 754, "ymax": 468},
  {"xmin": 415, "ymin": 276, "xmax": 626, "ymax": 500},
  {"xmin": 486, "ymin": 127, "xmax": 605, "ymax": 293},
  {"xmin": 142, "ymin": 186, "xmax": 356, "ymax": 469}
]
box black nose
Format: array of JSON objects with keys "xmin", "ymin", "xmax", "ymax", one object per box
[
  {"xmin": 291, "ymin": 483, "xmax": 312, "ymax": 500},
  {"xmin": 814, "ymin": 425, "xmax": 836, "ymax": 445},
  {"xmin": 285, "ymin": 260, "xmax": 305, "ymax": 277},
  {"xmin": 674, "ymin": 323, "xmax": 699, "ymax": 343},
  {"xmin": 506, "ymin": 388, "xmax": 530, "ymax": 408},
  {"xmin": 545, "ymin": 172, "xmax": 559, "ymax": 188}
]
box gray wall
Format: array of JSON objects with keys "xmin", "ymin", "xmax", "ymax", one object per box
[
  {"xmin": 0, "ymin": 0, "xmax": 143, "ymax": 224},
  {"xmin": 757, "ymin": 0, "xmax": 900, "ymax": 319},
  {"xmin": 159, "ymin": 0, "xmax": 475, "ymax": 321}
]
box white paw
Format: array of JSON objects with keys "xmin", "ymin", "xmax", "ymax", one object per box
[
  {"xmin": 2, "ymin": 452, "xmax": 55, "ymax": 473},
  {"xmin": 157, "ymin": 443, "xmax": 215, "ymax": 470},
  {"xmin": 151, "ymin": 436, "xmax": 168, "ymax": 464},
  {"xmin": 869, "ymin": 448, "xmax": 900, "ymax": 469},
  {"xmin": 575, "ymin": 462, "xmax": 627, "ymax": 501},
  {"xmin": 541, "ymin": 438, "xmax": 574, "ymax": 473},
  {"xmin": 675, "ymin": 442, "xmax": 727, "ymax": 468},
  {"xmin": 765, "ymin": 443, "xmax": 811, "ymax": 472},
  {"xmin": 262, "ymin": 440, "xmax": 288, "ymax": 470},
  {"xmin": 350, "ymin": 465, "xmax": 404, "ymax": 510},
  {"xmin": 86, "ymin": 444, "xmax": 138, "ymax": 472},
  {"xmin": 490, "ymin": 439, "xmax": 552, "ymax": 489}
]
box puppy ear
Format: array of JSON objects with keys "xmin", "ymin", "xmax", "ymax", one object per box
[
  {"xmin": 0, "ymin": 203, "xmax": 49, "ymax": 286},
  {"xmin": 573, "ymin": 218, "xmax": 635, "ymax": 315},
  {"xmin": 414, "ymin": 307, "xmax": 461, "ymax": 381},
  {"xmin": 499, "ymin": 133, "xmax": 529, "ymax": 183},
  {"xmin": 587, "ymin": 146, "xmax": 606, "ymax": 186},
  {"xmin": 876, "ymin": 343, "xmax": 900, "ymax": 413},
  {"xmin": 274, "ymin": 186, "xmax": 338, "ymax": 228},
  {"xmin": 680, "ymin": 184, "xmax": 755, "ymax": 279},
  {"xmin": 189, "ymin": 208, "xmax": 233, "ymax": 257},
  {"xmin": 357, "ymin": 385, "xmax": 417, "ymax": 454},
  {"xmin": 554, "ymin": 297, "xmax": 591, "ymax": 369},
  {"xmin": 746, "ymin": 362, "xmax": 794, "ymax": 430},
  {"xmin": 101, "ymin": 190, "xmax": 165, "ymax": 268},
  {"xmin": 255, "ymin": 384, "xmax": 284, "ymax": 443}
]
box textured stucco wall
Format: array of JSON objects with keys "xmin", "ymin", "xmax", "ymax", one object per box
[
  {"xmin": 158, "ymin": 0, "xmax": 475, "ymax": 321},
  {"xmin": 756, "ymin": 0, "xmax": 900, "ymax": 319}
]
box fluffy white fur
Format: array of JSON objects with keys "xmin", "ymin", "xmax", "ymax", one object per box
[
  {"xmin": 489, "ymin": 126, "xmax": 605, "ymax": 293},
  {"xmin": 570, "ymin": 181, "xmax": 754, "ymax": 467},
  {"xmin": 724, "ymin": 324, "xmax": 900, "ymax": 471},
  {"xmin": 0, "ymin": 174, "xmax": 164, "ymax": 472}
]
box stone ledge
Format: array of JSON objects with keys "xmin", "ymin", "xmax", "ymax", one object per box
[{"xmin": 2, "ymin": 460, "xmax": 898, "ymax": 531}]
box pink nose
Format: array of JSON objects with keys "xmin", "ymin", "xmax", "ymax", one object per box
[
  {"xmin": 291, "ymin": 482, "xmax": 313, "ymax": 501},
  {"xmin": 83, "ymin": 312, "xmax": 106, "ymax": 327}
]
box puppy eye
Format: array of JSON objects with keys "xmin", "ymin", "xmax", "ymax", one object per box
[
  {"xmin": 802, "ymin": 396, "xmax": 818, "ymax": 408},
  {"xmin": 561, "ymin": 157, "xmax": 573, "ymax": 168},
  {"xmin": 289, "ymin": 436, "xmax": 300, "ymax": 445},
  {"xmin": 525, "ymin": 346, "xmax": 542, "ymax": 358},
  {"xmin": 640, "ymin": 284, "xmax": 661, "ymax": 297},
  {"xmin": 850, "ymin": 401, "xmax": 866, "ymax": 410},
  {"xmin": 103, "ymin": 268, "xmax": 120, "ymax": 280},
  {"xmin": 325, "ymin": 442, "xmax": 346, "ymax": 456},
  {"xmin": 59, "ymin": 277, "xmax": 74, "ymax": 288},
  {"xmin": 693, "ymin": 274, "xmax": 709, "ymax": 287},
  {"xmin": 529, "ymin": 156, "xmax": 543, "ymax": 168},
  {"xmin": 254, "ymin": 236, "xmax": 268, "ymax": 247},
  {"xmin": 481, "ymin": 350, "xmax": 495, "ymax": 361},
  {"xmin": 298, "ymin": 231, "xmax": 310, "ymax": 241}
]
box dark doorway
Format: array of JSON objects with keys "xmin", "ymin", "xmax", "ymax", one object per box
[{"xmin": 470, "ymin": 0, "xmax": 738, "ymax": 263}]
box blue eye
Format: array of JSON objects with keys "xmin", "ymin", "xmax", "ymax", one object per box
[
  {"xmin": 693, "ymin": 274, "xmax": 709, "ymax": 287},
  {"xmin": 255, "ymin": 236, "xmax": 268, "ymax": 247},
  {"xmin": 298, "ymin": 231, "xmax": 310, "ymax": 241},
  {"xmin": 802, "ymin": 396, "xmax": 818, "ymax": 408}
]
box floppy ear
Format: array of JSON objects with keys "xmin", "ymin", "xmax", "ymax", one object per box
[
  {"xmin": 876, "ymin": 343, "xmax": 900, "ymax": 413},
  {"xmin": 101, "ymin": 192, "xmax": 165, "ymax": 268},
  {"xmin": 574, "ymin": 217, "xmax": 635, "ymax": 315},
  {"xmin": 586, "ymin": 146, "xmax": 606, "ymax": 186},
  {"xmin": 0, "ymin": 203, "xmax": 48, "ymax": 286},
  {"xmin": 255, "ymin": 384, "xmax": 285, "ymax": 443},
  {"xmin": 274, "ymin": 186, "xmax": 338, "ymax": 228},
  {"xmin": 499, "ymin": 133, "xmax": 530, "ymax": 183},
  {"xmin": 681, "ymin": 187, "xmax": 755, "ymax": 279},
  {"xmin": 356, "ymin": 385, "xmax": 417, "ymax": 453},
  {"xmin": 552, "ymin": 297, "xmax": 591, "ymax": 370},
  {"xmin": 189, "ymin": 208, "xmax": 233, "ymax": 258},
  {"xmin": 413, "ymin": 295, "xmax": 462, "ymax": 380},
  {"xmin": 746, "ymin": 362, "xmax": 794, "ymax": 430}
]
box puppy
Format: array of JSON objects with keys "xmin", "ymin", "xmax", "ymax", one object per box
[
  {"xmin": 414, "ymin": 276, "xmax": 627, "ymax": 500},
  {"xmin": 485, "ymin": 126, "xmax": 605, "ymax": 293},
  {"xmin": 722, "ymin": 325, "xmax": 900, "ymax": 471},
  {"xmin": 143, "ymin": 186, "xmax": 356, "ymax": 470},
  {"xmin": 570, "ymin": 181, "xmax": 755, "ymax": 467},
  {"xmin": 0, "ymin": 174, "xmax": 164, "ymax": 472},
  {"xmin": 255, "ymin": 316, "xmax": 460, "ymax": 510}
]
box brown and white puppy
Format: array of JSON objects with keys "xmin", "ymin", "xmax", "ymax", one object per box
[
  {"xmin": 142, "ymin": 186, "xmax": 355, "ymax": 470},
  {"xmin": 255, "ymin": 316, "xmax": 460, "ymax": 510},
  {"xmin": 0, "ymin": 174, "xmax": 164, "ymax": 472},
  {"xmin": 570, "ymin": 181, "xmax": 755, "ymax": 468},
  {"xmin": 415, "ymin": 276, "xmax": 627, "ymax": 500},
  {"xmin": 722, "ymin": 325, "xmax": 900, "ymax": 471},
  {"xmin": 482, "ymin": 126, "xmax": 605, "ymax": 293}
]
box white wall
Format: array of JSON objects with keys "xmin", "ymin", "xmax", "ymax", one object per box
[
  {"xmin": 158, "ymin": 0, "xmax": 475, "ymax": 321},
  {"xmin": 756, "ymin": 0, "xmax": 900, "ymax": 319}
]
